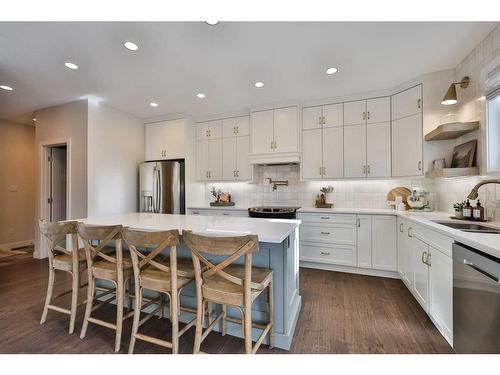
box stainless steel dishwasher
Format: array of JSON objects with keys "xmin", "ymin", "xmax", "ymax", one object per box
[{"xmin": 453, "ymin": 242, "xmax": 500, "ymax": 353}]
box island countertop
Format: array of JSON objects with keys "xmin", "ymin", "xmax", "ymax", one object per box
[{"xmin": 78, "ymin": 212, "xmax": 301, "ymax": 244}]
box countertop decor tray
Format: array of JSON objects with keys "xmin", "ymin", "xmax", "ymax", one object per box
[{"xmin": 210, "ymin": 202, "xmax": 235, "ymax": 207}]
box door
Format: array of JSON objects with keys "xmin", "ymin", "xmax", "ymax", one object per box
[
  {"xmin": 428, "ymin": 246, "xmax": 453, "ymax": 342},
  {"xmin": 274, "ymin": 107, "xmax": 298, "ymax": 153},
  {"xmin": 322, "ymin": 103, "xmax": 343, "ymax": 128},
  {"xmin": 344, "ymin": 100, "xmax": 366, "ymax": 126},
  {"xmin": 208, "ymin": 138, "xmax": 223, "ymax": 180},
  {"xmin": 222, "ymin": 137, "xmax": 237, "ymax": 180},
  {"xmin": 366, "ymin": 122, "xmax": 391, "ymax": 177},
  {"xmin": 372, "ymin": 216, "xmax": 397, "ymax": 271},
  {"xmin": 412, "ymin": 236, "xmax": 429, "ymax": 311},
  {"xmin": 302, "ymin": 106, "xmax": 322, "ymax": 131},
  {"xmin": 392, "ymin": 113, "xmax": 423, "ymax": 177},
  {"xmin": 302, "ymin": 129, "xmax": 322, "ymax": 179},
  {"xmin": 196, "ymin": 140, "xmax": 209, "ymax": 181},
  {"xmin": 366, "ymin": 97, "xmax": 391, "ymax": 124},
  {"xmin": 251, "ymin": 110, "xmax": 274, "ymax": 154},
  {"xmin": 236, "ymin": 136, "xmax": 251, "ymax": 180},
  {"xmin": 392, "ymin": 85, "xmax": 422, "ymax": 120},
  {"xmin": 49, "ymin": 146, "xmax": 67, "ymax": 222},
  {"xmin": 356, "ymin": 215, "xmax": 372, "ymax": 269},
  {"xmin": 343, "ymin": 124, "xmax": 366, "ymax": 178},
  {"xmin": 322, "ymin": 127, "xmax": 344, "ymax": 178}
]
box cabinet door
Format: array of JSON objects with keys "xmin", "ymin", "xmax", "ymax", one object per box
[
  {"xmin": 392, "ymin": 85, "xmax": 422, "ymax": 120},
  {"xmin": 322, "ymin": 126, "xmax": 344, "ymax": 178},
  {"xmin": 366, "ymin": 122, "xmax": 391, "ymax": 178},
  {"xmin": 343, "ymin": 124, "xmax": 367, "ymax": 178},
  {"xmin": 428, "ymin": 246, "xmax": 453, "ymax": 341},
  {"xmin": 274, "ymin": 107, "xmax": 298, "ymax": 153},
  {"xmin": 366, "ymin": 97, "xmax": 390, "ymax": 124},
  {"xmin": 372, "ymin": 216, "xmax": 397, "ymax": 271},
  {"xmin": 208, "ymin": 139, "xmax": 223, "ymax": 181},
  {"xmin": 302, "ymin": 129, "xmax": 323, "ymax": 179},
  {"xmin": 344, "ymin": 100, "xmax": 366, "ymax": 126},
  {"xmin": 196, "ymin": 140, "xmax": 209, "ymax": 181},
  {"xmin": 392, "ymin": 113, "xmax": 423, "ymax": 177},
  {"xmin": 251, "ymin": 110, "xmax": 274, "ymax": 154},
  {"xmin": 145, "ymin": 123, "xmax": 164, "ymax": 161},
  {"xmin": 236, "ymin": 136, "xmax": 251, "ymax": 180},
  {"xmin": 222, "ymin": 116, "xmax": 249, "ymax": 137},
  {"xmin": 222, "ymin": 137, "xmax": 237, "ymax": 180},
  {"xmin": 412, "ymin": 236, "xmax": 429, "ymax": 311},
  {"xmin": 208, "ymin": 120, "xmax": 222, "ymax": 139},
  {"xmin": 404, "ymin": 226, "xmax": 414, "ymax": 289},
  {"xmin": 356, "ymin": 215, "xmax": 372, "ymax": 269},
  {"xmin": 196, "ymin": 122, "xmax": 210, "ymax": 140},
  {"xmin": 397, "ymin": 219, "xmax": 406, "ymax": 280},
  {"xmin": 323, "ymin": 103, "xmax": 343, "ymax": 128},
  {"xmin": 302, "ymin": 106, "xmax": 322, "ymax": 131}
]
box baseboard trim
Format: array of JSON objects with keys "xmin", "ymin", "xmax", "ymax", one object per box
[
  {"xmin": 300, "ymin": 261, "xmax": 400, "ymax": 279},
  {"xmin": 0, "ymin": 239, "xmax": 34, "ymax": 252}
]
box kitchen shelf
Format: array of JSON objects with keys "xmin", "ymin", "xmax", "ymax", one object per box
[
  {"xmin": 424, "ymin": 121, "xmax": 479, "ymax": 141},
  {"xmin": 425, "ymin": 167, "xmax": 479, "ymax": 178}
]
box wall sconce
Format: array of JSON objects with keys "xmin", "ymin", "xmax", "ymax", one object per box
[{"xmin": 441, "ymin": 76, "xmax": 470, "ymax": 106}]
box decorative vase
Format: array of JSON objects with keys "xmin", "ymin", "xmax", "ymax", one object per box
[
  {"xmin": 455, "ymin": 210, "xmax": 463, "ymax": 219},
  {"xmin": 325, "ymin": 193, "xmax": 334, "ymax": 205}
]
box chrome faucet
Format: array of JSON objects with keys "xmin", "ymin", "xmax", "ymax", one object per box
[{"xmin": 467, "ymin": 179, "xmax": 500, "ymax": 200}]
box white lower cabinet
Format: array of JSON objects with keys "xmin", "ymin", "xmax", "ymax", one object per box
[
  {"xmin": 371, "ymin": 216, "xmax": 397, "ymax": 271},
  {"xmin": 356, "ymin": 215, "xmax": 372, "ymax": 268},
  {"xmin": 187, "ymin": 208, "xmax": 248, "ymax": 217},
  {"xmin": 411, "ymin": 236, "xmax": 430, "ymax": 311}
]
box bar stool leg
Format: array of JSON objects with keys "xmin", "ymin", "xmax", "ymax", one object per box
[
  {"xmin": 221, "ymin": 304, "xmax": 227, "ymax": 336},
  {"xmin": 128, "ymin": 286, "xmax": 143, "ymax": 354},
  {"xmin": 69, "ymin": 270, "xmax": 79, "ymax": 334},
  {"xmin": 40, "ymin": 267, "xmax": 55, "ymax": 325},
  {"xmin": 244, "ymin": 303, "xmax": 252, "ymax": 354},
  {"xmin": 171, "ymin": 289, "xmax": 179, "ymax": 354},
  {"xmin": 268, "ymin": 280, "xmax": 274, "ymax": 349},
  {"xmin": 80, "ymin": 274, "xmax": 95, "ymax": 339},
  {"xmin": 115, "ymin": 279, "xmax": 124, "ymax": 352},
  {"xmin": 193, "ymin": 297, "xmax": 204, "ymax": 353}
]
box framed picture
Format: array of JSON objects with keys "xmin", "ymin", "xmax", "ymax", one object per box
[{"xmin": 451, "ymin": 140, "xmax": 477, "ymax": 168}]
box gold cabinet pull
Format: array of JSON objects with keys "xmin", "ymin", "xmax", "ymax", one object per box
[
  {"xmin": 417, "ymin": 98, "xmax": 421, "ymax": 109},
  {"xmin": 363, "ymin": 165, "xmax": 366, "ymax": 174},
  {"xmin": 362, "ymin": 111, "xmax": 366, "ymax": 120},
  {"xmin": 399, "ymin": 223, "xmax": 404, "ymax": 233},
  {"xmin": 367, "ymin": 165, "xmax": 370, "ymax": 174},
  {"xmin": 408, "ymin": 227, "xmax": 413, "ymax": 238},
  {"xmin": 320, "ymin": 251, "xmax": 330, "ymax": 255},
  {"xmin": 367, "ymin": 111, "xmax": 370, "ymax": 120},
  {"xmin": 320, "ymin": 231, "xmax": 330, "ymax": 235},
  {"xmin": 418, "ymin": 161, "xmax": 422, "ymax": 171},
  {"xmin": 421, "ymin": 251, "xmax": 427, "ymax": 265}
]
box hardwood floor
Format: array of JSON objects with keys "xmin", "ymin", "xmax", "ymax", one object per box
[{"xmin": 0, "ymin": 257, "xmax": 453, "ymax": 354}]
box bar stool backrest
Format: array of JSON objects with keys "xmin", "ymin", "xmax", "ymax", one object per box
[
  {"xmin": 76, "ymin": 223, "xmax": 123, "ymax": 270},
  {"xmin": 39, "ymin": 220, "xmax": 79, "ymax": 267}
]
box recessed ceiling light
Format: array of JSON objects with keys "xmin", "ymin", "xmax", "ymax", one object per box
[
  {"xmin": 196, "ymin": 93, "xmax": 206, "ymax": 99},
  {"xmin": 205, "ymin": 21, "xmax": 219, "ymax": 26},
  {"xmin": 0, "ymin": 85, "xmax": 13, "ymax": 91},
  {"xmin": 149, "ymin": 102, "xmax": 159, "ymax": 107},
  {"xmin": 64, "ymin": 62, "xmax": 79, "ymax": 70},
  {"xmin": 326, "ymin": 67, "xmax": 338, "ymax": 75},
  {"xmin": 123, "ymin": 41, "xmax": 139, "ymax": 51},
  {"xmin": 254, "ymin": 81, "xmax": 264, "ymax": 88}
]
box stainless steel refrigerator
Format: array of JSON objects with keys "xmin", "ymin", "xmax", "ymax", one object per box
[{"xmin": 139, "ymin": 160, "xmax": 185, "ymax": 214}]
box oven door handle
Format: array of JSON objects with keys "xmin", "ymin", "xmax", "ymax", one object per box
[{"xmin": 464, "ymin": 259, "xmax": 499, "ymax": 283}]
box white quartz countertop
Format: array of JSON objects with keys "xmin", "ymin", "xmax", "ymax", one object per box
[{"xmin": 78, "ymin": 213, "xmax": 300, "ymax": 244}]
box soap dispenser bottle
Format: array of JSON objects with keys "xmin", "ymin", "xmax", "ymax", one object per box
[
  {"xmin": 463, "ymin": 199, "xmax": 472, "ymax": 219},
  {"xmin": 473, "ymin": 200, "xmax": 485, "ymax": 221}
]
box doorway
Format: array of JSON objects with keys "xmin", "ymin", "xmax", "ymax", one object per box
[{"xmin": 46, "ymin": 145, "xmax": 67, "ymax": 222}]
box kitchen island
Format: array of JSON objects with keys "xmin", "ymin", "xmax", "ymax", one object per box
[{"xmin": 79, "ymin": 212, "xmax": 302, "ymax": 350}]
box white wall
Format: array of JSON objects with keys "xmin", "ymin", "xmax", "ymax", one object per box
[
  {"xmin": 87, "ymin": 102, "xmax": 144, "ymax": 217},
  {"xmin": 0, "ymin": 121, "xmax": 36, "ymax": 247}
]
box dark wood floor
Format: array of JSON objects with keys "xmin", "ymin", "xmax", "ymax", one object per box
[{"xmin": 0, "ymin": 256, "xmax": 453, "ymax": 354}]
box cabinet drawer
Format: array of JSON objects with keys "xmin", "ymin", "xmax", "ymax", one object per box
[
  {"xmin": 300, "ymin": 243, "xmax": 356, "ymax": 266},
  {"xmin": 188, "ymin": 209, "xmax": 248, "ymax": 217},
  {"xmin": 298, "ymin": 213, "xmax": 356, "ymax": 225},
  {"xmin": 411, "ymin": 223, "xmax": 453, "ymax": 257},
  {"xmin": 300, "ymin": 224, "xmax": 356, "ymax": 245}
]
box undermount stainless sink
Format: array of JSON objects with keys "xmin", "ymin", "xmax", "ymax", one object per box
[{"xmin": 433, "ymin": 221, "xmax": 500, "ymax": 234}]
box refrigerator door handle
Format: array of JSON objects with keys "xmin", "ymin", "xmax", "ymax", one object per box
[
  {"xmin": 156, "ymin": 167, "xmax": 162, "ymax": 213},
  {"xmin": 152, "ymin": 166, "xmax": 157, "ymax": 213}
]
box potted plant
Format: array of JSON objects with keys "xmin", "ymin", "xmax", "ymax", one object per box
[
  {"xmin": 320, "ymin": 185, "xmax": 334, "ymax": 205},
  {"xmin": 453, "ymin": 201, "xmax": 466, "ymax": 219}
]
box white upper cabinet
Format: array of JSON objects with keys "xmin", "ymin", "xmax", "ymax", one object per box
[
  {"xmin": 196, "ymin": 140, "xmax": 209, "ymax": 180},
  {"xmin": 322, "ymin": 103, "xmax": 344, "ymax": 128},
  {"xmin": 366, "ymin": 97, "xmax": 391, "ymax": 124},
  {"xmin": 322, "ymin": 127, "xmax": 344, "ymax": 179},
  {"xmin": 366, "ymin": 122, "xmax": 391, "ymax": 177},
  {"xmin": 145, "ymin": 119, "xmax": 186, "ymax": 161},
  {"xmin": 196, "ymin": 120, "xmax": 222, "ymax": 140},
  {"xmin": 208, "ymin": 138, "xmax": 223, "ymax": 181},
  {"xmin": 251, "ymin": 110, "xmax": 274, "ymax": 155},
  {"xmin": 344, "ymin": 100, "xmax": 366, "ymax": 126},
  {"xmin": 236, "ymin": 136, "xmax": 251, "ymax": 180},
  {"xmin": 273, "ymin": 107, "xmax": 298, "ymax": 153},
  {"xmin": 302, "ymin": 129, "xmax": 323, "ymax": 179},
  {"xmin": 392, "ymin": 112, "xmax": 423, "ymax": 177},
  {"xmin": 344, "ymin": 124, "xmax": 367, "ymax": 178},
  {"xmin": 392, "ymin": 85, "xmax": 422, "ymax": 120},
  {"xmin": 222, "ymin": 116, "xmax": 250, "ymax": 138},
  {"xmin": 302, "ymin": 106, "xmax": 322, "ymax": 130},
  {"xmin": 222, "ymin": 137, "xmax": 237, "ymax": 180}
]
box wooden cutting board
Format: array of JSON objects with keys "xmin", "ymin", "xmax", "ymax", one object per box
[{"xmin": 386, "ymin": 187, "xmax": 412, "ymax": 209}]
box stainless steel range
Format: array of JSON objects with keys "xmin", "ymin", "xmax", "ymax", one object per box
[{"xmin": 248, "ymin": 206, "xmax": 300, "ymax": 219}]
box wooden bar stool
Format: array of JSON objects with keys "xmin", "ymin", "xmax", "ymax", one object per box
[
  {"xmin": 77, "ymin": 223, "xmax": 133, "ymax": 352},
  {"xmin": 123, "ymin": 228, "xmax": 197, "ymax": 354},
  {"xmin": 182, "ymin": 230, "xmax": 274, "ymax": 354},
  {"xmin": 39, "ymin": 220, "xmax": 87, "ymax": 334}
]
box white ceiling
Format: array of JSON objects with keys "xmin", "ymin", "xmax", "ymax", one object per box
[{"xmin": 0, "ymin": 22, "xmax": 497, "ymax": 124}]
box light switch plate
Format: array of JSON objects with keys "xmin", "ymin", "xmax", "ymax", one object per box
[{"xmin": 9, "ymin": 185, "xmax": 19, "ymax": 192}]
